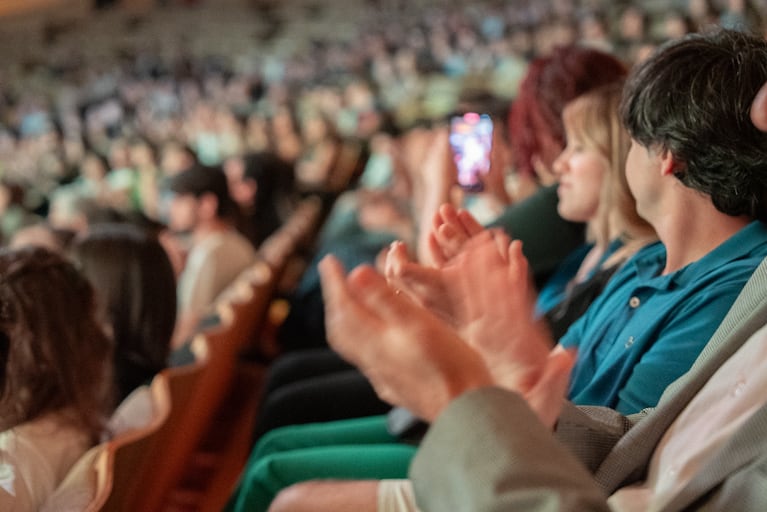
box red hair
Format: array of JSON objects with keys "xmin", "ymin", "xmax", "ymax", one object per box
[{"xmin": 509, "ymin": 45, "xmax": 627, "ymax": 177}]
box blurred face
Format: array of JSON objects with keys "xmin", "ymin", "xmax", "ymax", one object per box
[
  {"xmin": 168, "ymin": 193, "xmax": 199, "ymax": 233},
  {"xmin": 161, "ymin": 145, "xmax": 194, "ymax": 177},
  {"xmin": 552, "ymin": 131, "xmax": 608, "ymax": 222},
  {"xmin": 223, "ymin": 157, "xmax": 257, "ymax": 207},
  {"xmin": 688, "ymin": 0, "xmax": 709, "ymax": 18},
  {"xmin": 620, "ymin": 8, "xmax": 645, "ymax": 39},
  {"xmin": 130, "ymin": 144, "xmax": 154, "ymax": 168},
  {"xmin": 82, "ymin": 155, "xmax": 107, "ymax": 181},
  {"xmin": 301, "ymin": 115, "xmax": 328, "ymax": 143},
  {"xmin": 664, "ymin": 15, "xmax": 690, "ymax": 40}
]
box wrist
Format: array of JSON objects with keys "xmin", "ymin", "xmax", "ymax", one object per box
[{"xmin": 426, "ymin": 363, "xmax": 494, "ymax": 422}]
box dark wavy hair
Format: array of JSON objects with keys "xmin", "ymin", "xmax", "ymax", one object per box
[
  {"xmin": 0, "ymin": 247, "xmax": 114, "ymax": 440},
  {"xmin": 509, "ymin": 45, "xmax": 628, "ymax": 177},
  {"xmin": 71, "ymin": 223, "xmax": 177, "ymax": 402},
  {"xmin": 621, "ymin": 28, "xmax": 767, "ymax": 221}
]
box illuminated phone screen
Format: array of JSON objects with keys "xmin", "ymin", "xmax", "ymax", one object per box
[{"xmin": 449, "ymin": 113, "xmax": 493, "ymax": 192}]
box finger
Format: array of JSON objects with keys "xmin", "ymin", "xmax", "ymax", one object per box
[
  {"xmin": 506, "ymin": 239, "xmax": 530, "ymax": 289},
  {"xmin": 318, "ymin": 254, "xmax": 348, "ymax": 306},
  {"xmin": 383, "ymin": 257, "xmax": 443, "ymax": 313},
  {"xmin": 383, "ymin": 242, "xmax": 433, "ymax": 306},
  {"xmin": 348, "ymin": 261, "xmax": 430, "ymax": 326},
  {"xmin": 525, "ymin": 346, "xmax": 576, "ymax": 429},
  {"xmin": 434, "ymin": 203, "xmax": 467, "ymax": 248},
  {"xmin": 426, "ymin": 233, "xmax": 448, "ymax": 267},
  {"xmin": 434, "ymin": 223, "xmax": 470, "ymax": 261},
  {"xmin": 319, "ymin": 257, "xmax": 382, "ymax": 360},
  {"xmin": 452, "ymin": 231, "xmax": 508, "ymax": 315},
  {"xmin": 455, "ymin": 208, "xmax": 484, "ymax": 236},
  {"xmin": 386, "ymin": 241, "xmax": 429, "ymax": 288},
  {"xmin": 438, "ymin": 203, "xmax": 463, "ymax": 231},
  {"xmin": 431, "ymin": 205, "xmax": 448, "ymax": 234},
  {"xmin": 458, "ymin": 229, "xmax": 498, "ymax": 255},
  {"xmin": 384, "ymin": 241, "xmax": 410, "ymax": 280},
  {"xmin": 488, "ymin": 228, "xmax": 511, "ymax": 261}
]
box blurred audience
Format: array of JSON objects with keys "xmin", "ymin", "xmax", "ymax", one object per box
[
  {"xmin": 166, "ymin": 164, "xmax": 257, "ymax": 347},
  {"xmin": 70, "ymin": 223, "xmax": 177, "ymax": 402},
  {"xmin": 0, "ymin": 2, "xmax": 766, "ymax": 511}
]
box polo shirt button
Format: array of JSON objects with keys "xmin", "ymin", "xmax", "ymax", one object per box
[
  {"xmin": 629, "ymin": 296, "xmax": 641, "ymax": 308},
  {"xmin": 625, "ymin": 336, "xmax": 635, "ymax": 349}
]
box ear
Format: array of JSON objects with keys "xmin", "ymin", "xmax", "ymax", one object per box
[
  {"xmin": 751, "ymin": 81, "xmax": 767, "ymax": 132},
  {"xmin": 659, "ymin": 150, "xmax": 677, "ymax": 177}
]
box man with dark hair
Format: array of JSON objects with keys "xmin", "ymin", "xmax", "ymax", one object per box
[
  {"xmin": 265, "ymin": 29, "xmax": 767, "ymax": 511},
  {"xmin": 167, "ymin": 165, "xmax": 256, "ymax": 347},
  {"xmin": 555, "ymin": 28, "xmax": 767, "ymax": 414},
  {"xmin": 621, "ymin": 29, "xmax": 767, "ymax": 224}
]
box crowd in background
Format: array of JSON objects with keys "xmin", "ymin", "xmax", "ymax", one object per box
[
  {"xmin": 2, "ymin": 2, "xmax": 767, "ymax": 510},
  {"xmin": 0, "ymin": 0, "xmax": 765, "ymax": 246},
  {"xmin": 0, "ymin": 0, "xmax": 767, "ymax": 511}
]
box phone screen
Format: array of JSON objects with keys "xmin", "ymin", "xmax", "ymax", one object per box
[{"xmin": 449, "ymin": 113, "xmax": 493, "ymax": 192}]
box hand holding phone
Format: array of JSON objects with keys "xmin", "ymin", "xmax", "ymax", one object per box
[{"xmin": 449, "ymin": 113, "xmax": 493, "ymax": 192}]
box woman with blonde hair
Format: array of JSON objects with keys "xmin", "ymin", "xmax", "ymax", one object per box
[{"xmin": 539, "ymin": 80, "xmax": 657, "ymax": 338}]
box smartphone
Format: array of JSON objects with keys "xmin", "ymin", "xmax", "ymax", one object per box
[{"xmin": 449, "ymin": 112, "xmax": 493, "ymax": 192}]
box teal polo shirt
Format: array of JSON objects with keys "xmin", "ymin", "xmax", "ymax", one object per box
[
  {"xmin": 560, "ymin": 221, "xmax": 767, "ymax": 415},
  {"xmin": 535, "ymin": 238, "xmax": 624, "ymax": 317}
]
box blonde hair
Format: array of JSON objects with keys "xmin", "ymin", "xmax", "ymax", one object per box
[{"xmin": 561, "ymin": 82, "xmax": 655, "ymax": 250}]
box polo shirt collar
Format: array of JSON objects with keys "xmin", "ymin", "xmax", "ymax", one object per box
[{"xmin": 632, "ymin": 221, "xmax": 767, "ymax": 290}]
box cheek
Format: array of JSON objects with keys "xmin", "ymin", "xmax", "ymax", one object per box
[
  {"xmin": 584, "ymin": 166, "xmax": 606, "ymax": 207},
  {"xmin": 573, "ymin": 154, "xmax": 605, "ymax": 187},
  {"xmin": 170, "ymin": 200, "xmax": 194, "ymax": 228},
  {"xmin": 568, "ymin": 158, "xmax": 606, "ymax": 219},
  {"xmin": 625, "ymin": 151, "xmax": 641, "ymax": 197},
  {"xmin": 558, "ymin": 184, "xmax": 593, "ymax": 221}
]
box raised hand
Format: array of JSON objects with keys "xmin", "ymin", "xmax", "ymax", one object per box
[
  {"xmin": 320, "ymin": 252, "xmax": 574, "ymax": 429},
  {"xmin": 319, "ymin": 254, "xmax": 493, "ymax": 422},
  {"xmin": 383, "ymin": 240, "xmax": 462, "ymax": 328},
  {"xmin": 427, "ymin": 203, "xmax": 484, "ymax": 266},
  {"xmin": 385, "ymin": 225, "xmax": 512, "ymax": 335},
  {"xmin": 450, "ymin": 233, "xmax": 555, "ymax": 390}
]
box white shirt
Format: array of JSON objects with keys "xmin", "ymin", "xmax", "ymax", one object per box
[{"xmin": 609, "ymin": 323, "xmax": 767, "ymax": 511}]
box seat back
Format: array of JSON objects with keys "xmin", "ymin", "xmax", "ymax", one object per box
[
  {"xmin": 129, "ymin": 263, "xmax": 274, "ymax": 510},
  {"xmin": 99, "ymin": 373, "xmax": 172, "ymax": 511},
  {"xmin": 121, "ymin": 346, "xmax": 207, "ymax": 511}
]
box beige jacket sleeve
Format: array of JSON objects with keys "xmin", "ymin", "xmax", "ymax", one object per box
[{"xmin": 410, "ymin": 387, "xmax": 613, "ymax": 512}]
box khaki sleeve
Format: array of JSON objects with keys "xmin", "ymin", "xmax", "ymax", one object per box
[{"xmin": 410, "ymin": 387, "xmax": 612, "ymax": 512}]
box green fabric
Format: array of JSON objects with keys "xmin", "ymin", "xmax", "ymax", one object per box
[
  {"xmin": 489, "ymin": 184, "xmax": 585, "ymax": 289},
  {"xmin": 229, "ymin": 415, "xmax": 416, "ymax": 512}
]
